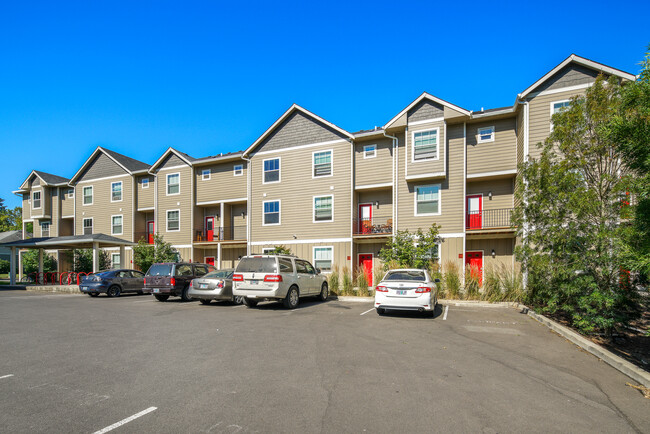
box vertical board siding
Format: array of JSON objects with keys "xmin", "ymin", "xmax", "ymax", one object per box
[
  {"xmin": 220, "ymin": 247, "xmax": 247, "ymax": 268},
  {"xmin": 78, "ymin": 153, "xmax": 129, "ymax": 182},
  {"xmin": 195, "ymin": 161, "xmax": 247, "ymax": 203},
  {"xmin": 440, "ymin": 236, "xmax": 464, "ymax": 273},
  {"xmin": 354, "ymin": 137, "xmax": 393, "ymax": 186},
  {"xmin": 466, "ymin": 238, "xmax": 516, "ymax": 269},
  {"xmin": 466, "ymin": 118, "xmax": 517, "ymax": 175}
]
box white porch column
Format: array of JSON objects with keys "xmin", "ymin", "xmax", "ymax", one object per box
[
  {"xmin": 18, "ymin": 250, "xmax": 23, "ymax": 281},
  {"xmin": 119, "ymin": 245, "xmax": 126, "ymax": 268},
  {"xmin": 10, "ymin": 247, "xmax": 16, "ymax": 285},
  {"xmin": 38, "ymin": 248, "xmax": 44, "ymax": 275},
  {"xmin": 92, "ymin": 242, "xmax": 100, "ymax": 273},
  {"xmin": 217, "ymin": 243, "xmax": 222, "ymax": 270}
]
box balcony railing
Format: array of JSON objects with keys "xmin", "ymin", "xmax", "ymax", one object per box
[
  {"xmin": 195, "ymin": 226, "xmax": 247, "ymax": 242},
  {"xmin": 466, "ymin": 208, "xmax": 514, "ymax": 230},
  {"xmin": 353, "ymin": 217, "xmax": 393, "ymax": 235}
]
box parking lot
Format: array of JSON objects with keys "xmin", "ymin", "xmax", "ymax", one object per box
[{"xmin": 1, "ymin": 290, "xmax": 648, "ymax": 433}]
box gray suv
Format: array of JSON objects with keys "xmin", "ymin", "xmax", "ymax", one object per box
[{"xmin": 232, "ymin": 254, "xmax": 328, "ymax": 309}]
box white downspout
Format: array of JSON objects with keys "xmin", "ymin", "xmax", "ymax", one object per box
[
  {"xmin": 383, "ymin": 130, "xmax": 398, "ymax": 240},
  {"xmin": 242, "ymin": 154, "xmax": 252, "ymax": 256}
]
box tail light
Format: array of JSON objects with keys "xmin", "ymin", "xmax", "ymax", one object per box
[
  {"xmin": 264, "ymin": 274, "xmax": 283, "ymax": 282},
  {"xmin": 232, "ymin": 274, "xmax": 243, "ymax": 281},
  {"xmin": 190, "ymin": 280, "xmax": 193, "ymax": 287},
  {"xmin": 144, "ymin": 277, "xmax": 147, "ymax": 285},
  {"xmin": 375, "ymin": 285, "xmax": 388, "ymax": 292},
  {"xmin": 217, "ymin": 280, "xmax": 224, "ymax": 288},
  {"xmin": 415, "ymin": 286, "xmax": 431, "ymax": 293},
  {"xmin": 170, "ymin": 277, "xmax": 176, "ymax": 286}
]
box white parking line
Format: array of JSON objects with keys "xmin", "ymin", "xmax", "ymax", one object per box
[
  {"xmin": 0, "ymin": 374, "xmax": 14, "ymax": 380},
  {"xmin": 92, "ymin": 406, "xmax": 157, "ymax": 434},
  {"xmin": 360, "ymin": 308, "xmax": 374, "ymax": 316},
  {"xmin": 133, "ymin": 299, "xmax": 154, "ymax": 303},
  {"xmin": 231, "ymin": 304, "xmax": 245, "ymax": 308},
  {"xmin": 443, "ymin": 305, "xmax": 449, "ymax": 320}
]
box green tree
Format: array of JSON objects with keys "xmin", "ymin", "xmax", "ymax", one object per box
[
  {"xmin": 514, "ymin": 74, "xmax": 642, "ymax": 336},
  {"xmin": 132, "ymin": 233, "xmax": 178, "ymax": 273},
  {"xmin": 22, "ymin": 250, "xmax": 58, "ymax": 274},
  {"xmin": 71, "ymin": 249, "xmax": 111, "ymax": 273},
  {"xmin": 269, "ymin": 245, "xmax": 291, "ymax": 255},
  {"xmin": 378, "ymin": 224, "xmax": 441, "ymax": 269},
  {"xmin": 0, "ymin": 198, "xmax": 22, "ymax": 232}
]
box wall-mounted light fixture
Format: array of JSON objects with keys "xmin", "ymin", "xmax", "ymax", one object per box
[
  {"xmin": 488, "ymin": 191, "xmax": 493, "ymax": 199},
  {"xmin": 241, "ymin": 211, "xmax": 246, "ymax": 217},
  {"xmin": 374, "ymin": 201, "xmax": 379, "ymax": 207},
  {"xmin": 491, "ymin": 249, "xmax": 496, "ymax": 258}
]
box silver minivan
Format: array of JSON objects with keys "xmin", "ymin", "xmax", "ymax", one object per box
[{"xmin": 232, "ymin": 254, "xmax": 328, "ymax": 309}]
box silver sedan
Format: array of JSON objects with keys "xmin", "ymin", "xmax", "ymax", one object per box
[{"xmin": 188, "ymin": 269, "xmax": 243, "ymax": 305}]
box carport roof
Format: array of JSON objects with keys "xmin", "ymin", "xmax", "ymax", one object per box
[{"xmin": 0, "ymin": 234, "xmax": 136, "ymax": 249}]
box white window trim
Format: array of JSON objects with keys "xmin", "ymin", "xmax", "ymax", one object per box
[
  {"xmin": 82, "ymin": 185, "xmax": 94, "ymax": 206},
  {"xmin": 414, "ymin": 184, "xmax": 442, "ymax": 216},
  {"xmin": 262, "ymin": 157, "xmax": 281, "ymax": 184},
  {"xmin": 166, "ymin": 172, "xmax": 181, "ymax": 196},
  {"xmin": 40, "ymin": 221, "xmax": 50, "ymax": 237},
  {"xmin": 262, "ymin": 200, "xmax": 281, "ymax": 226},
  {"xmin": 67, "ymin": 189, "xmax": 74, "ymax": 198},
  {"xmin": 363, "ymin": 144, "xmax": 377, "ymax": 159},
  {"xmin": 166, "ymin": 209, "xmax": 181, "ymax": 232},
  {"xmin": 111, "ymin": 253, "xmax": 120, "ymax": 269},
  {"xmin": 142, "ymin": 178, "xmax": 150, "ymax": 189},
  {"xmin": 550, "ymin": 99, "xmax": 571, "ymax": 132},
  {"xmin": 313, "ymin": 195, "xmax": 334, "ymax": 223},
  {"xmin": 234, "ymin": 164, "xmax": 243, "ymax": 176},
  {"xmin": 111, "ymin": 214, "xmax": 124, "ymax": 236},
  {"xmin": 111, "ymin": 181, "xmax": 123, "ymax": 203},
  {"xmin": 82, "ymin": 217, "xmax": 94, "ymax": 234},
  {"xmin": 477, "ymin": 126, "xmax": 495, "ymax": 143},
  {"xmin": 312, "ymin": 246, "xmax": 333, "ymax": 273},
  {"xmin": 312, "ymin": 149, "xmax": 333, "ymax": 179},
  {"xmin": 202, "ymin": 169, "xmax": 211, "ymax": 181},
  {"xmin": 32, "ymin": 190, "xmax": 42, "ymax": 209},
  {"xmin": 411, "ymin": 127, "xmax": 440, "ymax": 163},
  {"xmin": 262, "ymin": 247, "xmax": 275, "ymax": 254}
]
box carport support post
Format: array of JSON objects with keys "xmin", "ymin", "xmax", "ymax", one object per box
[
  {"xmin": 38, "ymin": 249, "xmax": 44, "ymax": 281},
  {"xmin": 119, "ymin": 245, "xmax": 125, "ymax": 269},
  {"xmin": 18, "ymin": 250, "xmax": 23, "ymax": 282},
  {"xmin": 92, "ymin": 242, "xmax": 99, "ymax": 273},
  {"xmin": 9, "ymin": 246, "xmax": 16, "ymax": 285}
]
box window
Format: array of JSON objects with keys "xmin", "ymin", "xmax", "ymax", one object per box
[
  {"xmin": 234, "ymin": 164, "xmax": 243, "ymax": 176},
  {"xmin": 32, "ymin": 191, "xmax": 41, "ymax": 209},
  {"xmin": 111, "ymin": 215, "xmax": 123, "ymax": 235},
  {"xmin": 175, "ymin": 264, "xmax": 192, "ymax": 276},
  {"xmin": 83, "ymin": 186, "xmax": 93, "ymax": 205},
  {"xmin": 262, "ymin": 247, "xmax": 275, "ymax": 254},
  {"xmin": 263, "ymin": 201, "xmax": 280, "ymax": 225},
  {"xmin": 278, "ymin": 257, "xmax": 294, "ymax": 273},
  {"xmin": 415, "ymin": 184, "xmax": 440, "ymax": 215},
  {"xmin": 313, "ymin": 247, "xmax": 333, "ymax": 271},
  {"xmin": 202, "ymin": 169, "xmax": 211, "ymax": 181},
  {"xmin": 412, "ymin": 129, "xmax": 438, "ymax": 161},
  {"xmin": 364, "ymin": 144, "xmax": 376, "ymax": 159},
  {"xmin": 111, "ymin": 181, "xmax": 122, "ymax": 202},
  {"xmin": 195, "ymin": 265, "xmax": 209, "ymax": 277},
  {"xmin": 167, "ymin": 210, "xmax": 180, "ymax": 231},
  {"xmin": 167, "ymin": 173, "xmax": 180, "ymax": 195},
  {"xmin": 41, "ymin": 221, "xmax": 50, "ymax": 237},
  {"xmin": 67, "ymin": 189, "xmax": 74, "ymax": 198},
  {"xmin": 551, "ymin": 100, "xmax": 571, "ymax": 131},
  {"xmin": 83, "ymin": 218, "xmax": 93, "ymax": 235},
  {"xmin": 142, "ymin": 178, "xmax": 150, "ymax": 189},
  {"xmin": 111, "ymin": 253, "xmax": 120, "ymax": 269},
  {"xmin": 263, "ymin": 158, "xmax": 280, "ymax": 183},
  {"xmin": 477, "ymin": 126, "xmax": 494, "ymax": 143},
  {"xmin": 314, "ymin": 196, "xmax": 333, "ymax": 222},
  {"xmin": 313, "ymin": 150, "xmax": 332, "ymax": 177}
]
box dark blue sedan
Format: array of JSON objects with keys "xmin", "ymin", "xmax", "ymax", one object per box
[{"xmin": 79, "ymin": 269, "xmax": 146, "ymax": 297}]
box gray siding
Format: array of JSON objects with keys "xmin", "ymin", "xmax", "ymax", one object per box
[
  {"xmin": 159, "ymin": 153, "xmax": 187, "ymax": 169},
  {"xmin": 532, "ymin": 63, "xmax": 599, "ymax": 95},
  {"xmin": 407, "ymin": 100, "xmax": 444, "ymax": 123},
  {"xmin": 78, "ymin": 153, "xmax": 129, "ymax": 182}
]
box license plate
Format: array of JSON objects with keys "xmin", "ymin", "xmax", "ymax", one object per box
[
  {"xmin": 153, "ymin": 288, "xmax": 160, "ymax": 293},
  {"xmin": 249, "ymin": 280, "xmax": 259, "ymax": 285},
  {"xmin": 200, "ymin": 284, "xmax": 208, "ymax": 289},
  {"xmin": 81, "ymin": 286, "xmax": 87, "ymax": 290},
  {"xmin": 396, "ymin": 290, "xmax": 407, "ymax": 295}
]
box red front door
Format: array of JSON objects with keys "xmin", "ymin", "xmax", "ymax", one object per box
[
  {"xmin": 205, "ymin": 217, "xmax": 214, "ymax": 241},
  {"xmin": 205, "ymin": 257, "xmax": 215, "ymax": 266},
  {"xmin": 147, "ymin": 221, "xmax": 154, "ymax": 244},
  {"xmin": 358, "ymin": 254, "xmax": 373, "ymax": 286},
  {"xmin": 466, "ymin": 195, "xmax": 483, "ymax": 229},
  {"xmin": 359, "ymin": 204, "xmax": 372, "ymax": 234},
  {"xmin": 465, "ymin": 251, "xmax": 483, "ymax": 285}
]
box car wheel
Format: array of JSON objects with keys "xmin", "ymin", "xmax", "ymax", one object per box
[
  {"xmin": 233, "ymin": 295, "xmax": 244, "ymax": 305},
  {"xmin": 317, "ymin": 283, "xmax": 329, "ymax": 302},
  {"xmin": 181, "ymin": 286, "xmax": 193, "ymax": 302},
  {"xmin": 137, "ymin": 290, "xmax": 144, "ymax": 295},
  {"xmin": 88, "ymin": 293, "xmax": 99, "ymax": 297},
  {"xmin": 154, "ymin": 294, "xmax": 169, "ymax": 302},
  {"xmin": 243, "ymin": 297, "xmax": 258, "ymax": 307},
  {"xmin": 106, "ymin": 285, "xmax": 121, "ymax": 297},
  {"xmin": 200, "ymin": 299, "xmax": 211, "ymax": 305},
  {"xmin": 376, "ymin": 307, "xmax": 385, "ymax": 315},
  {"xmin": 283, "ymin": 286, "xmax": 299, "ymax": 309}
]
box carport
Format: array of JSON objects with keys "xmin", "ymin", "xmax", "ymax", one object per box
[{"xmin": 0, "ymin": 234, "xmax": 136, "ymax": 285}]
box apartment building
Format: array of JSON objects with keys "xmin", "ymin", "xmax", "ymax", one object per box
[{"xmin": 13, "ymin": 54, "xmax": 636, "ymax": 284}]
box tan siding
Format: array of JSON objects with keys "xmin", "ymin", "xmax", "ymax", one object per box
[
  {"xmin": 156, "ymin": 166, "xmax": 193, "ymax": 245},
  {"xmin": 405, "ymin": 119, "xmax": 446, "ymax": 177},
  {"xmin": 220, "ymin": 247, "xmax": 247, "ymax": 269},
  {"xmin": 22, "ymin": 194, "xmax": 30, "ymax": 220},
  {"xmin": 466, "ymin": 238, "xmax": 515, "ymax": 269},
  {"xmin": 195, "ymin": 161, "xmax": 247, "ymax": 203},
  {"xmin": 61, "ymin": 187, "xmax": 74, "ymax": 216},
  {"xmin": 466, "ymin": 178, "xmax": 514, "ymax": 211},
  {"xmin": 136, "ymin": 175, "xmax": 154, "ymax": 210},
  {"xmin": 75, "ymin": 176, "xmax": 133, "ymax": 241},
  {"xmin": 78, "ymin": 153, "xmax": 129, "ymax": 182},
  {"xmin": 514, "ymin": 110, "xmax": 525, "ymax": 208},
  {"xmin": 440, "ymin": 237, "xmax": 464, "ymax": 273},
  {"xmin": 466, "ymin": 117, "xmax": 517, "ymax": 175},
  {"xmin": 354, "ymin": 190, "xmax": 392, "ymax": 226},
  {"xmin": 354, "ymin": 137, "xmax": 393, "ymax": 187},
  {"xmin": 250, "ymin": 141, "xmax": 351, "ymax": 241},
  {"xmin": 49, "ymin": 188, "xmax": 59, "ymax": 236},
  {"xmin": 255, "ymin": 242, "xmax": 351, "ymax": 271}
]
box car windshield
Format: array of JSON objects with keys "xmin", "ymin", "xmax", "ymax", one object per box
[
  {"xmin": 384, "ymin": 271, "xmax": 426, "ymax": 281},
  {"xmin": 204, "ymin": 271, "xmax": 232, "ymax": 279},
  {"xmin": 146, "ymin": 264, "xmax": 173, "ymax": 276},
  {"xmin": 236, "ymin": 257, "xmax": 277, "ymax": 273}
]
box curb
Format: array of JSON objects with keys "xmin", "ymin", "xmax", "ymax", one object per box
[
  {"xmin": 525, "ymin": 307, "xmax": 650, "ymax": 388},
  {"xmin": 26, "ymin": 285, "xmax": 80, "ymax": 294},
  {"xmin": 334, "ymin": 296, "xmax": 373, "ymax": 302},
  {"xmin": 440, "ymin": 300, "xmax": 520, "ymax": 308}
]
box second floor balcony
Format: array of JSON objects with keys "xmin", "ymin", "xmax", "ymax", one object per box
[
  {"xmin": 353, "ymin": 216, "xmax": 393, "ymax": 236},
  {"xmin": 466, "ymin": 208, "xmax": 514, "ymax": 231},
  {"xmin": 195, "ymin": 226, "xmax": 247, "ymax": 243}
]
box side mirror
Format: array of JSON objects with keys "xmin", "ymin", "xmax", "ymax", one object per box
[
  {"xmin": 434, "ymin": 278, "xmax": 441, "ymax": 283},
  {"xmin": 316, "ymin": 268, "xmax": 321, "ymax": 274}
]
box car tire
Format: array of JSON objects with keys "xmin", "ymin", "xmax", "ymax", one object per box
[
  {"xmin": 181, "ymin": 286, "xmax": 193, "ymax": 302},
  {"xmin": 317, "ymin": 283, "xmax": 329, "ymax": 302},
  {"xmin": 199, "ymin": 299, "xmax": 211, "ymax": 305},
  {"xmin": 88, "ymin": 293, "xmax": 99, "ymax": 297},
  {"xmin": 243, "ymin": 297, "xmax": 258, "ymax": 308},
  {"xmin": 154, "ymin": 294, "xmax": 169, "ymax": 302},
  {"xmin": 283, "ymin": 286, "xmax": 299, "ymax": 309},
  {"xmin": 106, "ymin": 285, "xmax": 121, "ymax": 297},
  {"xmin": 233, "ymin": 295, "xmax": 244, "ymax": 305},
  {"xmin": 137, "ymin": 290, "xmax": 144, "ymax": 295},
  {"xmin": 376, "ymin": 307, "xmax": 385, "ymax": 315}
]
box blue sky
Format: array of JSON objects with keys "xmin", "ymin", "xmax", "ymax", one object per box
[{"xmin": 1, "ymin": 0, "xmax": 648, "ymax": 209}]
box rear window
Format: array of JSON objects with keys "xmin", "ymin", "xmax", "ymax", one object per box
[
  {"xmin": 205, "ymin": 270, "xmax": 232, "ymax": 279},
  {"xmin": 236, "ymin": 257, "xmax": 277, "ymax": 273},
  {"xmin": 384, "ymin": 270, "xmax": 426, "ymax": 281},
  {"xmin": 146, "ymin": 264, "xmax": 172, "ymax": 276}
]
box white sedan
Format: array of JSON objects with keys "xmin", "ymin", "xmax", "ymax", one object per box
[{"xmin": 374, "ymin": 269, "xmax": 439, "ymax": 316}]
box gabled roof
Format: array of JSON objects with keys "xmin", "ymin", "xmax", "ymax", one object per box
[
  {"xmin": 69, "ymin": 146, "xmax": 151, "ymax": 183},
  {"xmin": 149, "ymin": 147, "xmax": 197, "ymax": 172},
  {"xmin": 383, "ymin": 92, "xmax": 471, "ymax": 130},
  {"xmin": 518, "ymin": 54, "xmax": 637, "ymax": 100},
  {"xmin": 19, "ymin": 170, "xmax": 70, "ymax": 190},
  {"xmin": 243, "ymin": 104, "xmax": 354, "ymax": 157}
]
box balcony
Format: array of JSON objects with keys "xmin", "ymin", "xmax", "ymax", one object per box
[
  {"xmin": 353, "ymin": 217, "xmax": 393, "ymax": 236},
  {"xmin": 194, "ymin": 226, "xmax": 246, "ymax": 243},
  {"xmin": 466, "ymin": 208, "xmax": 514, "ymax": 230}
]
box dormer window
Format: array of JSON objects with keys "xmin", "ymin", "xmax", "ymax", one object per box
[{"xmin": 412, "ymin": 129, "xmax": 439, "ymax": 161}]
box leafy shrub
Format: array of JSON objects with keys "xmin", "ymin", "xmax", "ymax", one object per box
[
  {"xmin": 341, "ymin": 266, "xmax": 353, "ymax": 296},
  {"xmin": 0, "ymin": 259, "xmax": 10, "ymax": 274},
  {"xmin": 443, "ymin": 261, "xmax": 461, "ymax": 299},
  {"xmin": 356, "ymin": 267, "xmax": 370, "ymax": 297},
  {"xmin": 328, "ymin": 265, "xmax": 340, "ymax": 295},
  {"xmin": 482, "ymin": 265, "xmax": 502, "ymax": 302},
  {"xmin": 464, "ymin": 264, "xmax": 481, "ymax": 299}
]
